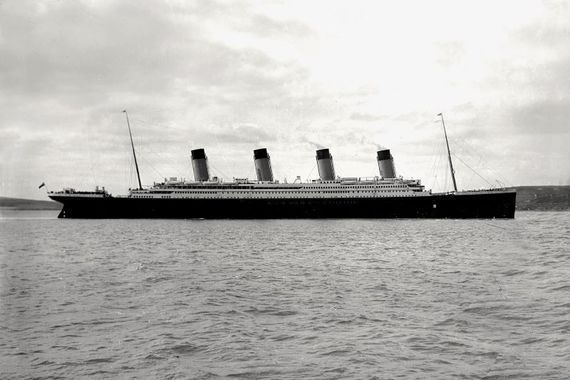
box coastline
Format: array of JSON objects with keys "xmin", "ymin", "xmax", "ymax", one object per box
[{"xmin": 2, "ymin": 185, "xmax": 568, "ymax": 212}]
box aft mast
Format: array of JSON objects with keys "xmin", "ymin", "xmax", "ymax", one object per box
[
  {"xmin": 437, "ymin": 113, "xmax": 458, "ymax": 192},
  {"xmin": 123, "ymin": 110, "xmax": 142, "ymax": 190}
]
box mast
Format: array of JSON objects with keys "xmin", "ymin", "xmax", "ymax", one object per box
[
  {"xmin": 437, "ymin": 112, "xmax": 458, "ymax": 192},
  {"xmin": 123, "ymin": 110, "xmax": 142, "ymax": 190}
]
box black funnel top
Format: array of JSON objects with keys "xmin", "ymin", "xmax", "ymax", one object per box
[
  {"xmin": 316, "ymin": 148, "xmax": 332, "ymax": 160},
  {"xmin": 253, "ymin": 148, "xmax": 269, "ymax": 160},
  {"xmin": 191, "ymin": 148, "xmax": 206, "ymax": 160},
  {"xmin": 377, "ymin": 149, "xmax": 392, "ymax": 161}
]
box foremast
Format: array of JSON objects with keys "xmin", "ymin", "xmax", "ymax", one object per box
[
  {"xmin": 438, "ymin": 112, "xmax": 458, "ymax": 192},
  {"xmin": 123, "ymin": 110, "xmax": 142, "ymax": 190}
]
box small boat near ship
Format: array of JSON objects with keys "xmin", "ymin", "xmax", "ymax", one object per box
[{"xmin": 47, "ymin": 112, "xmax": 516, "ymax": 219}]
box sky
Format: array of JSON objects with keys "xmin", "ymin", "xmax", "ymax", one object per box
[{"xmin": 1, "ymin": 0, "xmax": 569, "ymax": 200}]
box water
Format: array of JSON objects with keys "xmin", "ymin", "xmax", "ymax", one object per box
[{"xmin": 1, "ymin": 210, "xmax": 569, "ymax": 379}]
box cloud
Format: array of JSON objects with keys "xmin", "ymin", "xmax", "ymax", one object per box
[
  {"xmin": 0, "ymin": 0, "xmax": 313, "ymax": 109},
  {"xmin": 434, "ymin": 41, "xmax": 466, "ymax": 67},
  {"xmin": 0, "ymin": 1, "xmax": 315, "ymax": 139},
  {"xmin": 242, "ymin": 13, "xmax": 314, "ymax": 38},
  {"xmin": 198, "ymin": 123, "xmax": 279, "ymax": 146},
  {"xmin": 349, "ymin": 112, "xmax": 388, "ymax": 122},
  {"xmin": 1, "ymin": 0, "xmax": 570, "ymax": 198},
  {"xmin": 508, "ymin": 99, "xmax": 570, "ymax": 135}
]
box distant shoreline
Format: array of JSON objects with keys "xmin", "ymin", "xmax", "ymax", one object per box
[
  {"xmin": 509, "ymin": 185, "xmax": 569, "ymax": 211},
  {"xmin": 1, "ymin": 185, "xmax": 568, "ymax": 211},
  {"xmin": 0, "ymin": 197, "xmax": 62, "ymax": 210}
]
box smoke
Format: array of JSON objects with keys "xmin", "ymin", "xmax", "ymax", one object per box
[
  {"xmin": 376, "ymin": 144, "xmax": 387, "ymax": 151},
  {"xmin": 301, "ymin": 137, "xmax": 326, "ymax": 150}
]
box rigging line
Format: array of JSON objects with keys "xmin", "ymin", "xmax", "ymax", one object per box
[
  {"xmin": 130, "ymin": 117, "xmax": 192, "ymax": 133},
  {"xmin": 140, "ymin": 143, "xmax": 189, "ymax": 175},
  {"xmin": 428, "ymin": 140, "xmax": 439, "ymax": 188},
  {"xmin": 451, "ymin": 152, "xmax": 494, "ymax": 188},
  {"xmin": 449, "ymin": 136, "xmax": 511, "ymax": 187},
  {"xmin": 207, "ymin": 125, "xmax": 232, "ymax": 180},
  {"xmin": 137, "ymin": 140, "xmax": 190, "ymax": 163},
  {"xmin": 84, "ymin": 121, "xmax": 99, "ymax": 189},
  {"xmin": 305, "ymin": 162, "xmax": 317, "ymax": 182},
  {"xmin": 130, "ymin": 117, "xmax": 194, "ymax": 169},
  {"xmin": 451, "ymin": 136, "xmax": 484, "ymax": 161},
  {"xmin": 429, "ymin": 136, "xmax": 443, "ymax": 168},
  {"xmin": 142, "ymin": 151, "xmax": 188, "ymax": 181},
  {"xmin": 432, "ymin": 174, "xmax": 439, "ymax": 191},
  {"xmin": 132, "ymin": 136, "xmax": 188, "ymax": 182},
  {"xmin": 429, "ymin": 118, "xmax": 451, "ymax": 191},
  {"xmin": 124, "ymin": 146, "xmax": 131, "ymax": 189},
  {"xmin": 434, "ymin": 138, "xmax": 449, "ymax": 191},
  {"xmin": 448, "ymin": 139, "xmax": 493, "ymax": 186},
  {"xmin": 484, "ymin": 168, "xmax": 511, "ymax": 188},
  {"xmin": 129, "ymin": 155, "xmax": 134, "ymax": 189},
  {"xmin": 208, "ymin": 162, "xmax": 231, "ymax": 180},
  {"xmin": 129, "ymin": 118, "xmax": 192, "ymax": 151},
  {"xmin": 443, "ymin": 160, "xmax": 449, "ymax": 192},
  {"xmin": 134, "ymin": 149, "xmax": 166, "ymax": 182},
  {"xmin": 430, "ymin": 140, "xmax": 446, "ymax": 190}
]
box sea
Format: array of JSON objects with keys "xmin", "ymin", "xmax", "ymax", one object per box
[{"xmin": 0, "ymin": 210, "xmax": 568, "ymax": 379}]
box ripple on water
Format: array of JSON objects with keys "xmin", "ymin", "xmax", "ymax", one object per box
[{"xmin": 0, "ymin": 211, "xmax": 568, "ymax": 379}]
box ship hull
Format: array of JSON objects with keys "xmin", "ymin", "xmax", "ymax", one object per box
[{"xmin": 50, "ymin": 190, "xmax": 516, "ymax": 219}]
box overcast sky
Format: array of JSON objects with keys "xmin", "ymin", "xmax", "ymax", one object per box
[{"xmin": 1, "ymin": 0, "xmax": 569, "ymax": 199}]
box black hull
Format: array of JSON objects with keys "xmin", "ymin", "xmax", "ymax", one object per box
[{"xmin": 50, "ymin": 191, "xmax": 516, "ymax": 219}]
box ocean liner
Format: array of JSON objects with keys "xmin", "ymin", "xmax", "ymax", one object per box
[{"xmin": 47, "ymin": 112, "xmax": 516, "ymax": 219}]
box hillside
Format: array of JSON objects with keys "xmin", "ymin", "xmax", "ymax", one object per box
[
  {"xmin": 511, "ymin": 186, "xmax": 570, "ymax": 211},
  {"xmin": 0, "ymin": 197, "xmax": 62, "ymax": 210}
]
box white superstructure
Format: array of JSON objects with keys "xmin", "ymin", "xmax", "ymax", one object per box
[{"xmin": 127, "ymin": 177, "xmax": 430, "ymax": 199}]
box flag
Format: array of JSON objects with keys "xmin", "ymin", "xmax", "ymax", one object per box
[
  {"xmin": 38, "ymin": 182, "xmax": 45, "ymax": 189},
  {"xmin": 437, "ymin": 113, "xmax": 442, "ymax": 116}
]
